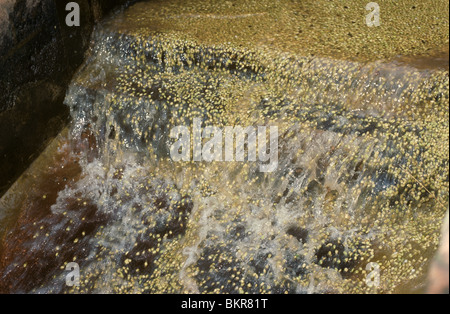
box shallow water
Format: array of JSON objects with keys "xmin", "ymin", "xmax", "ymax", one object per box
[
  {"xmin": 394, "ymin": 49, "xmax": 449, "ymax": 72},
  {"xmin": 0, "ymin": 1, "xmax": 449, "ymax": 294}
]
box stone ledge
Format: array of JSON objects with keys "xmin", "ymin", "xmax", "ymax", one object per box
[{"xmin": 0, "ymin": 0, "xmax": 132, "ymax": 197}]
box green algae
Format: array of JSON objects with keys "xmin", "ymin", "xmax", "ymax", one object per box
[
  {"xmin": 0, "ymin": 0, "xmax": 448, "ymax": 295},
  {"xmin": 106, "ymin": 0, "xmax": 449, "ymax": 62},
  {"xmin": 60, "ymin": 1, "xmax": 449, "ymax": 293}
]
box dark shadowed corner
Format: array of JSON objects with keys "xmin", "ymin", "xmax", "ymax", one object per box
[{"xmin": 0, "ymin": 0, "xmax": 133, "ymax": 198}]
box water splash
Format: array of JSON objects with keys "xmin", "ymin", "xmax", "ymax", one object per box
[{"xmin": 0, "ymin": 2, "xmax": 448, "ymax": 294}]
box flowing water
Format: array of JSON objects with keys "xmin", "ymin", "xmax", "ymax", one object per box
[{"xmin": 0, "ymin": 1, "xmax": 449, "ymax": 294}]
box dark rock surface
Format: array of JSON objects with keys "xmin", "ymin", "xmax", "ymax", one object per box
[{"xmin": 0, "ymin": 0, "xmax": 132, "ymax": 197}]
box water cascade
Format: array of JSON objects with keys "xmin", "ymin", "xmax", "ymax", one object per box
[{"xmin": 0, "ymin": 0, "xmax": 448, "ymax": 294}]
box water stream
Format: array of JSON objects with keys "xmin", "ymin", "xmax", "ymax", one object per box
[{"xmin": 0, "ymin": 3, "xmax": 448, "ymax": 294}]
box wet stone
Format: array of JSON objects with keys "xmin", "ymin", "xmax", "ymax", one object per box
[{"xmin": 0, "ymin": 0, "xmax": 449, "ymax": 294}]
